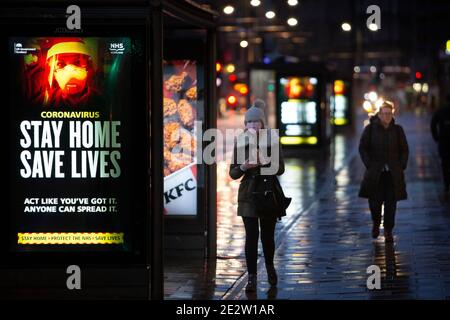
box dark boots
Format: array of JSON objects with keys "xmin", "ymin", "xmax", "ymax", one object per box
[
  {"xmin": 384, "ymin": 229, "xmax": 394, "ymax": 243},
  {"xmin": 372, "ymin": 222, "xmax": 380, "ymax": 239},
  {"xmin": 266, "ymin": 264, "xmax": 278, "ymax": 286},
  {"xmin": 373, "ymin": 222, "xmax": 394, "ymax": 242},
  {"xmin": 245, "ymin": 274, "xmax": 257, "ymax": 292},
  {"xmin": 246, "ymin": 266, "xmax": 278, "ymax": 292}
]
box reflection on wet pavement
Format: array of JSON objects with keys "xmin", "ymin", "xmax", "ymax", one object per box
[{"xmin": 165, "ymin": 111, "xmax": 450, "ymax": 300}]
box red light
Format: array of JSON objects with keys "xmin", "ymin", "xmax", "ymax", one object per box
[
  {"xmin": 229, "ymin": 74, "xmax": 237, "ymax": 82},
  {"xmin": 227, "ymin": 95, "xmax": 237, "ymax": 105},
  {"xmin": 415, "ymin": 72, "xmax": 422, "ymax": 79},
  {"xmin": 216, "ymin": 62, "xmax": 222, "ymax": 73}
]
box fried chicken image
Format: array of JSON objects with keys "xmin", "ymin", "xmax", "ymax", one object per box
[
  {"xmin": 182, "ymin": 131, "xmax": 196, "ymax": 155},
  {"xmin": 164, "ymin": 146, "xmax": 173, "ymax": 162},
  {"xmin": 185, "ymin": 87, "xmax": 197, "ymax": 100},
  {"xmin": 164, "ymin": 166, "xmax": 172, "ymax": 177},
  {"xmin": 178, "ymin": 99, "xmax": 195, "ymax": 128},
  {"xmin": 164, "ymin": 121, "xmax": 181, "ymax": 149},
  {"xmin": 167, "ymin": 152, "xmax": 192, "ymax": 173},
  {"xmin": 163, "ymin": 97, "xmax": 178, "ymax": 117},
  {"xmin": 172, "ymin": 131, "xmax": 197, "ymax": 156},
  {"xmin": 164, "ymin": 72, "xmax": 188, "ymax": 92}
]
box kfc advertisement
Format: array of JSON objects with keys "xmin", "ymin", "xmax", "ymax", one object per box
[
  {"xmin": 163, "ymin": 60, "xmax": 199, "ymax": 216},
  {"xmin": 8, "ymin": 37, "xmax": 139, "ymax": 251}
]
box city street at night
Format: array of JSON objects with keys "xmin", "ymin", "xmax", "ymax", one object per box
[
  {"xmin": 2, "ymin": 0, "xmax": 450, "ymax": 310},
  {"xmin": 165, "ymin": 110, "xmax": 450, "ymax": 300}
]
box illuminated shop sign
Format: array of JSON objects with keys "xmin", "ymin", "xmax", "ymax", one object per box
[
  {"xmin": 278, "ymin": 76, "xmax": 319, "ymax": 145},
  {"xmin": 331, "ymin": 80, "xmax": 350, "ymax": 126}
]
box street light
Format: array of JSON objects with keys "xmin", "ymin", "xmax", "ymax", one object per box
[
  {"xmin": 363, "ymin": 101, "xmax": 373, "ymax": 113},
  {"xmin": 287, "ymin": 18, "xmax": 298, "ymax": 26},
  {"xmin": 368, "ymin": 91, "xmax": 378, "ymax": 102},
  {"xmin": 216, "ymin": 62, "xmax": 222, "ymax": 72},
  {"xmin": 341, "ymin": 22, "xmax": 352, "ymax": 32},
  {"xmin": 287, "ymin": 0, "xmax": 298, "ymax": 6},
  {"xmin": 223, "ymin": 6, "xmax": 235, "ymax": 15},
  {"xmin": 240, "ymin": 40, "xmax": 249, "ymax": 48},
  {"xmin": 227, "ymin": 94, "xmax": 237, "ymax": 105},
  {"xmin": 375, "ymin": 98, "xmax": 384, "ymax": 109},
  {"xmin": 265, "ymin": 11, "xmax": 276, "ymax": 19},
  {"xmin": 413, "ymin": 83, "xmax": 422, "ymax": 93},
  {"xmin": 225, "ymin": 64, "xmax": 235, "ymax": 73},
  {"xmin": 250, "ymin": 0, "xmax": 261, "ymax": 7},
  {"xmin": 368, "ymin": 23, "xmax": 378, "ymax": 31}
]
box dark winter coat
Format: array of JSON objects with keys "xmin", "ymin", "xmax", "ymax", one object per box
[
  {"xmin": 431, "ymin": 104, "xmax": 450, "ymax": 158},
  {"xmin": 358, "ymin": 115, "xmax": 409, "ymax": 201},
  {"xmin": 229, "ymin": 131, "xmax": 285, "ymax": 219}
]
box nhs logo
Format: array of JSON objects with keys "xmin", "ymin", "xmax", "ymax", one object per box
[{"xmin": 109, "ymin": 43, "xmax": 125, "ymax": 55}]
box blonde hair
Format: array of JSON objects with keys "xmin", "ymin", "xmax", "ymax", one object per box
[{"xmin": 379, "ymin": 101, "xmax": 395, "ymax": 113}]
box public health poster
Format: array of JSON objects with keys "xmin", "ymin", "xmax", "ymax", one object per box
[{"xmin": 8, "ymin": 37, "xmax": 134, "ymax": 252}]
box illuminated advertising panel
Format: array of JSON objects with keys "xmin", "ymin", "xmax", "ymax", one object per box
[
  {"xmin": 163, "ymin": 60, "xmax": 200, "ymax": 216},
  {"xmin": 277, "ymin": 76, "xmax": 319, "ymax": 145},
  {"xmin": 7, "ymin": 36, "xmax": 144, "ymax": 252},
  {"xmin": 331, "ymin": 80, "xmax": 350, "ymax": 126}
]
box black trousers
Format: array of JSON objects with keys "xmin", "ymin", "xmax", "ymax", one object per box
[
  {"xmin": 369, "ymin": 171, "xmax": 397, "ymax": 231},
  {"xmin": 441, "ymin": 156, "xmax": 450, "ymax": 192},
  {"xmin": 242, "ymin": 217, "xmax": 277, "ymax": 275}
]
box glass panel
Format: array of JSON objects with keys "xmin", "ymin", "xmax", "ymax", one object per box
[
  {"xmin": 163, "ymin": 32, "xmax": 205, "ymax": 217},
  {"xmin": 163, "ymin": 59, "xmax": 201, "ymax": 216},
  {"xmin": 249, "ymin": 69, "xmax": 276, "ymax": 128}
]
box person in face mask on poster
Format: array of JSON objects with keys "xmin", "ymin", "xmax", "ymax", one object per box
[
  {"xmin": 229, "ymin": 100, "xmax": 289, "ymax": 294},
  {"xmin": 44, "ymin": 39, "xmax": 103, "ymax": 109}
]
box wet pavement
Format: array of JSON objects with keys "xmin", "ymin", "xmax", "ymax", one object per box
[{"xmin": 164, "ymin": 110, "xmax": 450, "ymax": 300}]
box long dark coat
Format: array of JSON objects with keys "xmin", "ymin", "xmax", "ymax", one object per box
[
  {"xmin": 431, "ymin": 104, "xmax": 450, "ymax": 158},
  {"xmin": 229, "ymin": 131, "xmax": 285, "ymax": 218},
  {"xmin": 358, "ymin": 116, "xmax": 409, "ymax": 201}
]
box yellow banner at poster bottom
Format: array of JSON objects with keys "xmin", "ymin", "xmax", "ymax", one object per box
[{"xmin": 17, "ymin": 232, "xmax": 124, "ymax": 245}]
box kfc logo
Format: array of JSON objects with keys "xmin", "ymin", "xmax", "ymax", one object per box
[
  {"xmin": 163, "ymin": 163, "xmax": 197, "ymax": 215},
  {"xmin": 164, "ymin": 178, "xmax": 196, "ymax": 204}
]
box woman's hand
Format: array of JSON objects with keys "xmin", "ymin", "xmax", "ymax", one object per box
[{"xmin": 240, "ymin": 160, "xmax": 259, "ymax": 171}]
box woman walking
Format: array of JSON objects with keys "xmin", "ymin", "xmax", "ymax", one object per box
[
  {"xmin": 359, "ymin": 101, "xmax": 409, "ymax": 243},
  {"xmin": 229, "ymin": 100, "xmax": 286, "ymax": 292}
]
